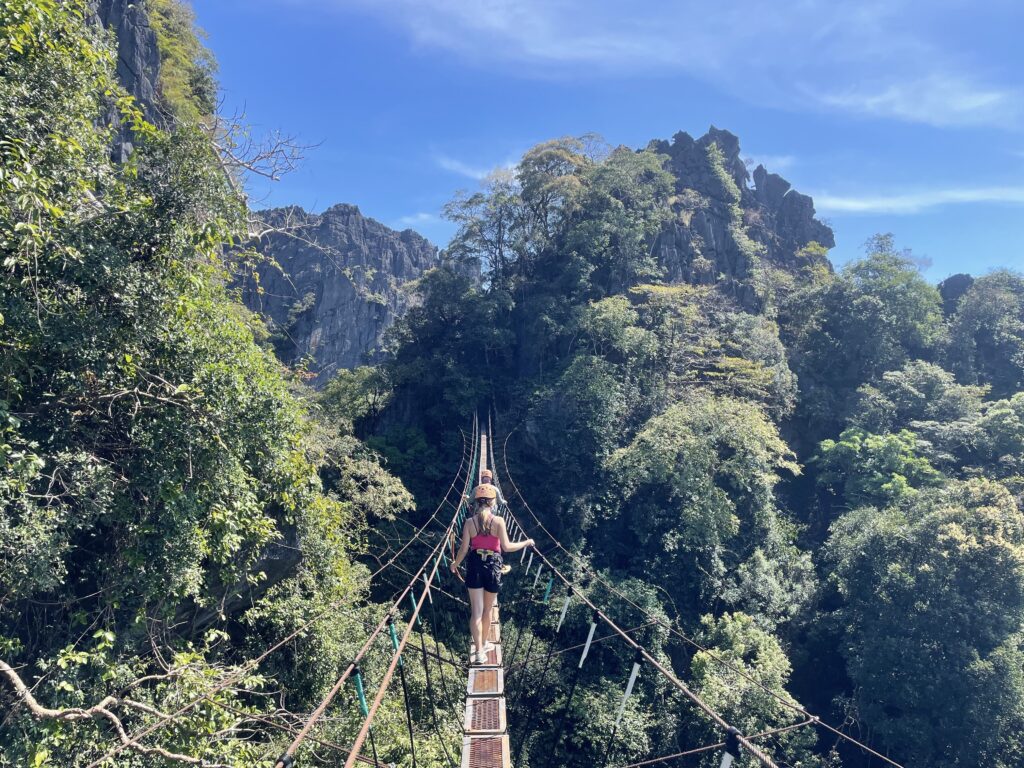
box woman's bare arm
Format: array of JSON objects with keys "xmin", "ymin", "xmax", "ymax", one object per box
[
  {"xmin": 497, "ymin": 517, "xmax": 533, "ymax": 553},
  {"xmin": 450, "ymin": 518, "xmax": 473, "ymax": 570}
]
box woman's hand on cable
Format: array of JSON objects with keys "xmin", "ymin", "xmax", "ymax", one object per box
[
  {"xmin": 526, "ymin": 538, "xmax": 535, "ymax": 549},
  {"xmin": 449, "ymin": 561, "xmax": 459, "ymax": 574}
]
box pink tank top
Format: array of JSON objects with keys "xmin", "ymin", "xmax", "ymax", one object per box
[{"xmin": 469, "ymin": 514, "xmax": 500, "ymax": 552}]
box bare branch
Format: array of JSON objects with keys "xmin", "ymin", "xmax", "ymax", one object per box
[{"xmin": 0, "ymin": 659, "xmax": 230, "ymax": 768}]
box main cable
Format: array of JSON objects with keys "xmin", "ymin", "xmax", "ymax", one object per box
[
  {"xmin": 88, "ymin": 419, "xmax": 476, "ymax": 768},
  {"xmin": 500, "ymin": 508, "xmax": 782, "ymax": 767},
  {"xmin": 499, "ymin": 428, "xmax": 903, "ymax": 768}
]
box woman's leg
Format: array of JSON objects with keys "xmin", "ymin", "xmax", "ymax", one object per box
[
  {"xmin": 481, "ymin": 589, "xmax": 498, "ymax": 650},
  {"xmin": 468, "ymin": 587, "xmax": 485, "ymax": 654}
]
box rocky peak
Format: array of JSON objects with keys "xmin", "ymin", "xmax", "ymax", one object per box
[
  {"xmin": 235, "ymin": 206, "xmax": 438, "ymax": 385},
  {"xmin": 650, "ymin": 127, "xmax": 833, "ymax": 310}
]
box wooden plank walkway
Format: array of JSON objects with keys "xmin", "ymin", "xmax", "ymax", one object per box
[{"xmin": 461, "ymin": 602, "xmax": 510, "ymax": 768}]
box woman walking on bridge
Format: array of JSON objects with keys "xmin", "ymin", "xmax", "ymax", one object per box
[{"xmin": 451, "ymin": 484, "xmax": 533, "ymax": 664}]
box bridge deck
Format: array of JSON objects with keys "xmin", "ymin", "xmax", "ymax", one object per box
[{"xmin": 461, "ymin": 603, "xmax": 510, "ymax": 768}]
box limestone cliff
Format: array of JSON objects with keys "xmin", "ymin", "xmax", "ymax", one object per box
[
  {"xmin": 236, "ymin": 205, "xmax": 438, "ymax": 384},
  {"xmin": 650, "ymin": 127, "xmax": 834, "ymax": 309},
  {"xmin": 93, "ymin": 0, "xmax": 164, "ymax": 159}
]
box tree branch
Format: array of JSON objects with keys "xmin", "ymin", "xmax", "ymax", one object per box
[{"xmin": 0, "ymin": 659, "xmax": 229, "ymax": 767}]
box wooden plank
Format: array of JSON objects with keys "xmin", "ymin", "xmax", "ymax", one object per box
[
  {"xmin": 460, "ymin": 582, "xmax": 508, "ymax": 768},
  {"xmin": 469, "ymin": 644, "xmax": 503, "ymax": 667}
]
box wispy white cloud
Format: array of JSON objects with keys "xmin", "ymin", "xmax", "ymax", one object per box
[
  {"xmin": 817, "ymin": 75, "xmax": 1020, "ymax": 128},
  {"xmin": 394, "ymin": 211, "xmax": 439, "ymax": 227},
  {"xmin": 317, "ymin": 0, "xmax": 1021, "ymax": 128},
  {"xmin": 744, "ymin": 153, "xmax": 796, "ymax": 173},
  {"xmin": 434, "ymin": 152, "xmax": 517, "ymax": 180},
  {"xmin": 815, "ymin": 186, "xmax": 1024, "ymax": 214},
  {"xmin": 434, "ymin": 154, "xmax": 492, "ymax": 180}
]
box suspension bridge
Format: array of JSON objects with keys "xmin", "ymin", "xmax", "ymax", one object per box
[{"xmin": 74, "ymin": 413, "xmax": 903, "ymax": 768}]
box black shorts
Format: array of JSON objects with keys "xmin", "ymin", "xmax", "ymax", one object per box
[{"xmin": 465, "ymin": 551, "xmax": 502, "ymax": 594}]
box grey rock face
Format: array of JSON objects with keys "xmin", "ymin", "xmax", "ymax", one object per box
[
  {"xmin": 236, "ymin": 205, "xmax": 438, "ymax": 385},
  {"xmin": 93, "ymin": 0, "xmax": 165, "ymax": 159},
  {"xmin": 938, "ymin": 273, "xmax": 974, "ymax": 317},
  {"xmin": 650, "ymin": 127, "xmax": 834, "ymax": 310}
]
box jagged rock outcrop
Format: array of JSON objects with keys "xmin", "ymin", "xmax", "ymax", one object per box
[
  {"xmin": 650, "ymin": 127, "xmax": 834, "ymax": 310},
  {"xmin": 93, "ymin": 0, "xmax": 164, "ymax": 159},
  {"xmin": 236, "ymin": 205, "xmax": 438, "ymax": 384},
  {"xmin": 939, "ymin": 273, "xmax": 974, "ymax": 317}
]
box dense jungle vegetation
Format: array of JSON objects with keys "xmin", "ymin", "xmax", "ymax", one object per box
[{"xmin": 4, "ymin": 2, "xmax": 1024, "ymax": 767}]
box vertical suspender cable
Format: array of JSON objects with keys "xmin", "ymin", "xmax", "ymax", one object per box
[
  {"xmin": 352, "ymin": 666, "xmax": 381, "ymax": 768},
  {"xmin": 416, "ymin": 615, "xmax": 457, "ymax": 767},
  {"xmin": 387, "ymin": 614, "xmax": 418, "ymax": 767},
  {"xmin": 601, "ymin": 650, "xmax": 644, "ymax": 765},
  {"xmin": 541, "ymin": 610, "xmax": 599, "ymax": 768}
]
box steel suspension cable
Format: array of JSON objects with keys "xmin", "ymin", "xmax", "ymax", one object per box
[
  {"xmin": 341, "ymin": 551, "xmax": 451, "ymax": 768},
  {"xmin": 275, "ymin": 420, "xmax": 482, "ymax": 767},
  {"xmin": 85, "ymin": 427, "xmax": 474, "ymax": 768},
  {"xmin": 273, "ymin": 517, "xmax": 461, "ymax": 768},
  {"xmin": 610, "ymin": 719, "xmax": 817, "ymax": 768},
  {"xmin": 501, "ymin": 507, "xmax": 782, "ymax": 768},
  {"xmin": 415, "ymin": 615, "xmax": 459, "ymax": 767},
  {"xmin": 498, "ymin": 430, "xmax": 903, "ymax": 768}
]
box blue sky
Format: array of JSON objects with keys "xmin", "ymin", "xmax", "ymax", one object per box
[{"xmin": 193, "ymin": 0, "xmax": 1023, "ymax": 280}]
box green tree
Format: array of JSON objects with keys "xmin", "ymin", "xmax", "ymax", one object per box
[
  {"xmin": 816, "ymin": 428, "xmax": 944, "ymax": 509},
  {"xmin": 783, "ymin": 235, "xmax": 945, "ymax": 440},
  {"xmin": 0, "ymin": 4, "xmax": 412, "ymax": 764},
  {"xmin": 686, "ymin": 613, "xmax": 820, "ymax": 766},
  {"xmin": 825, "ymin": 479, "xmax": 1024, "ymax": 767},
  {"xmin": 950, "ymin": 270, "xmax": 1024, "ymax": 398},
  {"xmin": 603, "ymin": 394, "xmax": 807, "ymax": 620},
  {"xmin": 853, "ymin": 360, "xmax": 987, "ymax": 434}
]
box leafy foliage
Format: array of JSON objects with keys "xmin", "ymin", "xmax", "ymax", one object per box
[
  {"xmin": 950, "ymin": 270, "xmax": 1024, "ymax": 398},
  {"xmin": 825, "ymin": 480, "xmax": 1024, "ymax": 767},
  {"xmin": 147, "ymin": 0, "xmax": 218, "ymax": 121},
  {"xmin": 0, "ymin": 4, "xmax": 435, "ymax": 765}
]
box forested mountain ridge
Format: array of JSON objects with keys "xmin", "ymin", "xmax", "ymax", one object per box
[
  {"xmin": 650, "ymin": 128, "xmax": 833, "ymax": 310},
  {"xmin": 352, "ymin": 132, "xmax": 1024, "ymax": 767}
]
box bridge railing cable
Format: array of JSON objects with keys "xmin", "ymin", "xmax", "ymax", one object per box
[
  {"xmin": 274, "ymin": 498, "xmax": 468, "ymax": 767},
  {"xmin": 498, "ymin": 428, "xmax": 904, "ymax": 768},
  {"xmin": 507, "ymin": 515, "xmax": 784, "ymax": 768},
  {"xmin": 87, "ymin": 420, "xmax": 477, "ymax": 768},
  {"xmin": 491, "ymin": 435, "xmax": 781, "ymax": 767}
]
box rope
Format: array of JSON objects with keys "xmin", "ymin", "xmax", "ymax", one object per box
[
  {"xmin": 342, "ymin": 547, "xmax": 447, "ymax": 768},
  {"xmin": 610, "ymin": 719, "xmax": 817, "ymax": 768},
  {"xmin": 206, "ymin": 699, "xmax": 385, "ymax": 767},
  {"xmin": 505, "ymin": 621, "xmax": 659, "ymax": 672},
  {"xmin": 499, "ymin": 430, "xmax": 904, "ymax": 768},
  {"xmin": 351, "ymin": 666, "xmax": 383, "ymax": 768},
  {"xmin": 416, "ymin": 616, "xmax": 458, "ymax": 767},
  {"xmin": 511, "ymin": 588, "xmax": 575, "ymax": 762},
  {"xmin": 501, "ymin": 505, "xmax": 782, "ymax": 768},
  {"xmin": 389, "ymin": 615, "xmax": 419, "ymax": 768},
  {"xmin": 85, "ymin": 427, "xmax": 476, "ymax": 768},
  {"xmin": 538, "ymin": 609, "xmax": 598, "ymax": 768},
  {"xmin": 274, "ymin": 416, "xmax": 481, "ymax": 768},
  {"xmin": 424, "ymin": 571, "xmax": 458, "ymax": 700},
  {"xmin": 601, "ymin": 649, "xmax": 644, "ymax": 765}
]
